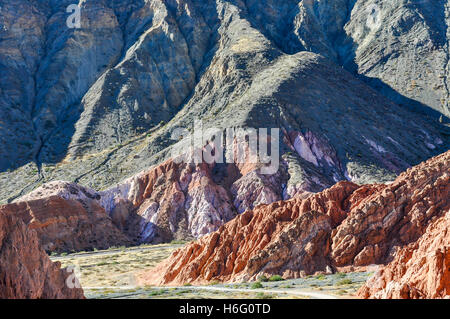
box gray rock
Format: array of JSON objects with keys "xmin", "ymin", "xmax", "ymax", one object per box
[{"xmin": 0, "ymin": 0, "xmax": 448, "ymax": 209}]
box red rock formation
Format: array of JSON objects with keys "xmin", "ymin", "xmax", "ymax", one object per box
[
  {"xmin": 86, "ymin": 154, "xmax": 287, "ymax": 244},
  {"xmin": 0, "ymin": 210, "xmax": 84, "ymax": 299},
  {"xmin": 358, "ymin": 210, "xmax": 449, "ymax": 299},
  {"xmin": 140, "ymin": 151, "xmax": 449, "ymax": 286},
  {"xmin": 19, "ymin": 152, "xmax": 288, "ymax": 245},
  {"xmin": 0, "ymin": 195, "xmax": 131, "ymax": 253},
  {"xmin": 100, "ymin": 160, "xmax": 237, "ymax": 243},
  {"xmin": 331, "ymin": 149, "xmax": 449, "ymax": 266},
  {"xmin": 139, "ymin": 181, "xmax": 362, "ymax": 285}
]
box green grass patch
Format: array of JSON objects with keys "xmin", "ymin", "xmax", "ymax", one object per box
[
  {"xmin": 148, "ymin": 290, "xmax": 167, "ymax": 296},
  {"xmin": 251, "ymin": 282, "xmax": 263, "ymax": 289},
  {"xmin": 257, "ymin": 275, "xmax": 269, "ymax": 282},
  {"xmin": 268, "ymin": 275, "xmax": 284, "ymax": 282}
]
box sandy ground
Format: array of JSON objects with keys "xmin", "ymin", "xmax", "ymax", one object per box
[{"xmin": 51, "ymin": 244, "xmax": 371, "ymax": 299}]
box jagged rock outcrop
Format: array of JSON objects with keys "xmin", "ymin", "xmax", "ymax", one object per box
[
  {"xmin": 140, "ymin": 151, "xmax": 449, "ymax": 286},
  {"xmin": 358, "ymin": 211, "xmax": 449, "ymax": 299},
  {"xmin": 331, "ymin": 148, "xmax": 450, "ymax": 266},
  {"xmin": 1, "ymin": 0, "xmax": 448, "ymax": 208},
  {"xmin": 17, "ymin": 153, "xmax": 287, "ymax": 245},
  {"xmin": 0, "ymin": 190, "xmax": 131, "ymax": 253},
  {"xmin": 138, "ymin": 181, "xmax": 367, "ymax": 285},
  {"xmin": 101, "ymin": 159, "xmax": 237, "ymax": 243},
  {"xmin": 0, "ymin": 210, "xmax": 84, "ymax": 298}
]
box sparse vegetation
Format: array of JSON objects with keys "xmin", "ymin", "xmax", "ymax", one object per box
[
  {"xmin": 169, "ymin": 240, "xmax": 187, "ymax": 245},
  {"xmin": 337, "ymin": 279, "xmax": 353, "ymax": 286},
  {"xmin": 208, "ymin": 280, "xmax": 220, "ymax": 286},
  {"xmin": 55, "ymin": 244, "xmax": 180, "ymax": 289},
  {"xmin": 255, "ymin": 292, "xmax": 275, "ymax": 299},
  {"xmin": 148, "ymin": 289, "xmax": 167, "ymax": 296},
  {"xmin": 251, "ymin": 282, "xmax": 263, "ymax": 289},
  {"xmin": 54, "ymin": 244, "xmax": 370, "ymax": 299},
  {"xmin": 268, "ymin": 275, "xmax": 284, "ymax": 282},
  {"xmin": 96, "ymin": 261, "xmax": 108, "ymax": 266},
  {"xmin": 257, "ymin": 275, "xmax": 268, "ymax": 282}
]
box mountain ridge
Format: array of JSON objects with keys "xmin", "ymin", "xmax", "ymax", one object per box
[{"xmin": 0, "ymin": 0, "xmax": 449, "ymax": 228}]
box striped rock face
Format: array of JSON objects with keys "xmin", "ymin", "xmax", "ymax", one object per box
[{"xmin": 139, "ymin": 151, "xmax": 449, "ymax": 288}]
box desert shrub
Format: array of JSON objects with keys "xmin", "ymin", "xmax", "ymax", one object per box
[
  {"xmin": 337, "ymin": 279, "xmax": 353, "ymax": 286},
  {"xmin": 148, "ymin": 290, "xmax": 166, "ymax": 296},
  {"xmin": 268, "ymin": 275, "xmax": 284, "ymax": 282},
  {"xmin": 251, "ymin": 282, "xmax": 263, "ymax": 289},
  {"xmin": 258, "ymin": 275, "xmax": 269, "ymax": 282}
]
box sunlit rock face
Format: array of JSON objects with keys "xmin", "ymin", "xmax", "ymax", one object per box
[
  {"xmin": 139, "ymin": 151, "xmax": 449, "ymax": 288},
  {"xmin": 0, "ymin": 0, "xmax": 448, "ymax": 208},
  {"xmin": 0, "ymin": 2, "xmax": 448, "ymax": 299},
  {"xmin": 15, "ymin": 152, "xmax": 287, "ymax": 245},
  {"xmin": 358, "ymin": 210, "xmax": 450, "ymax": 299},
  {"xmin": 1, "ymin": 191, "xmax": 131, "ymax": 253}
]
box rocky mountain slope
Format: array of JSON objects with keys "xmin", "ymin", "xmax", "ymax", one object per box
[
  {"xmin": 10, "ymin": 155, "xmax": 283, "ymax": 246},
  {"xmin": 0, "ymin": 0, "xmax": 449, "ymax": 208},
  {"xmin": 358, "ymin": 209, "xmax": 449, "ymax": 299},
  {"xmin": 139, "ymin": 150, "xmax": 449, "ymax": 288},
  {"xmin": 0, "ymin": 187, "xmax": 131, "ymax": 252},
  {"xmin": 0, "ymin": 209, "xmax": 85, "ymax": 298},
  {"xmin": 0, "ymin": 1, "xmax": 449, "ymax": 299}
]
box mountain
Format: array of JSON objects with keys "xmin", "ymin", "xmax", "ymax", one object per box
[
  {"xmin": 139, "ymin": 150, "xmax": 449, "ymax": 287},
  {"xmin": 1, "ymin": 0, "xmax": 449, "ymax": 300},
  {"xmin": 0, "ymin": 0, "xmax": 449, "ymax": 211}
]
